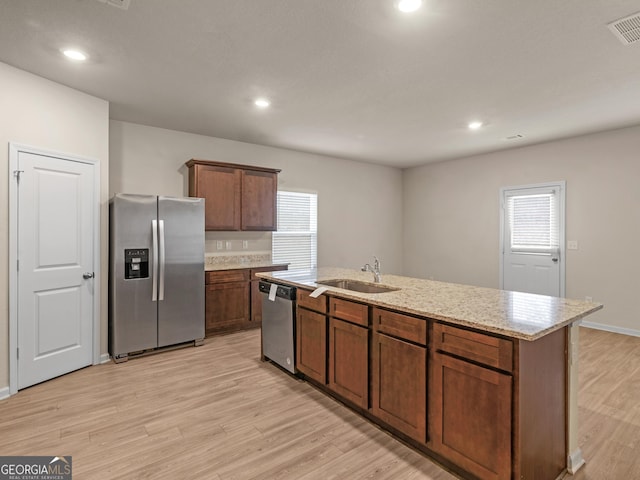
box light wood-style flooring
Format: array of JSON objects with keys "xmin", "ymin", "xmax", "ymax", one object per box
[
  {"xmin": 567, "ymin": 327, "xmax": 640, "ymax": 480},
  {"xmin": 0, "ymin": 327, "xmax": 638, "ymax": 479}
]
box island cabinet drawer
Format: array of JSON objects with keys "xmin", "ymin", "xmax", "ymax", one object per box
[
  {"xmin": 372, "ymin": 308, "xmax": 427, "ymax": 346},
  {"xmin": 330, "ymin": 298, "xmax": 369, "ymax": 327},
  {"xmin": 206, "ymin": 269, "xmax": 250, "ymax": 284},
  {"xmin": 433, "ymin": 323, "xmax": 513, "ymax": 372},
  {"xmin": 297, "ymin": 289, "xmax": 328, "ymax": 313}
]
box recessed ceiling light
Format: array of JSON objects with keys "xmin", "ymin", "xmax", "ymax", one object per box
[
  {"xmin": 397, "ymin": 0, "xmax": 422, "ymax": 13},
  {"xmin": 254, "ymin": 98, "xmax": 270, "ymax": 109},
  {"xmin": 62, "ymin": 49, "xmax": 88, "ymax": 61},
  {"xmin": 468, "ymin": 121, "xmax": 483, "ymax": 130}
]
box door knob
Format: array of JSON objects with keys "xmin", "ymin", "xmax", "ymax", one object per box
[
  {"xmin": 83, "ymin": 272, "xmax": 95, "ymax": 279},
  {"xmin": 551, "ymin": 257, "xmax": 558, "ymax": 263}
]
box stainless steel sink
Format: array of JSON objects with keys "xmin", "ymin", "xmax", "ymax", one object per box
[{"xmin": 319, "ymin": 279, "xmax": 399, "ymax": 294}]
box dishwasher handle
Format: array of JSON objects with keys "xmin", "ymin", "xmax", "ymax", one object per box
[{"xmin": 258, "ymin": 281, "xmax": 296, "ymax": 301}]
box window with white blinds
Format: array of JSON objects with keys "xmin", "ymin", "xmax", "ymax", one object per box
[
  {"xmin": 506, "ymin": 190, "xmax": 559, "ymax": 254},
  {"xmin": 272, "ymin": 191, "xmax": 317, "ymax": 271}
]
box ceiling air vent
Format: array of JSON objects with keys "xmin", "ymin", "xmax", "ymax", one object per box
[
  {"xmin": 607, "ymin": 12, "xmax": 640, "ymax": 45},
  {"xmin": 95, "ymin": 0, "xmax": 131, "ymax": 10}
]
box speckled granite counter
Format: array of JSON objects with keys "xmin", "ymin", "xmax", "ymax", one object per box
[
  {"xmin": 256, "ymin": 267, "xmax": 603, "ymax": 341},
  {"xmin": 204, "ymin": 253, "xmax": 287, "ymax": 271},
  {"xmin": 205, "ymin": 261, "xmax": 288, "ymax": 272}
]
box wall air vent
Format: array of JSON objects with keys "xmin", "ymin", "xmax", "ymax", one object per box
[{"xmin": 607, "ymin": 12, "xmax": 640, "ymax": 45}]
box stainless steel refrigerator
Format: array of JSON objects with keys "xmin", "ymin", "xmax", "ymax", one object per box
[{"xmin": 109, "ymin": 194, "xmax": 205, "ymax": 362}]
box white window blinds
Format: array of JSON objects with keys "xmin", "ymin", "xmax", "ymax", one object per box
[
  {"xmin": 506, "ymin": 190, "xmax": 559, "ymax": 254},
  {"xmin": 272, "ymin": 191, "xmax": 317, "ymax": 271}
]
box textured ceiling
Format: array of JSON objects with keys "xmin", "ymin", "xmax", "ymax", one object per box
[{"xmin": 1, "ymin": 0, "xmax": 640, "ymax": 167}]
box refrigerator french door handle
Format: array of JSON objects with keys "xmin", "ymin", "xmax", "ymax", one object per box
[
  {"xmin": 151, "ymin": 219, "xmax": 158, "ymax": 302},
  {"xmin": 158, "ymin": 219, "xmax": 166, "ymax": 301}
]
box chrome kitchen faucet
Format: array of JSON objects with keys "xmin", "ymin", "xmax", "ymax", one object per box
[{"xmin": 362, "ymin": 256, "xmax": 381, "ymax": 283}]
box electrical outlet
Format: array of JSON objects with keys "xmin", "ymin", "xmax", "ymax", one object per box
[
  {"xmin": 216, "ymin": 241, "xmax": 223, "ymax": 250},
  {"xmin": 225, "ymin": 241, "xmax": 232, "ymax": 250},
  {"xmin": 242, "ymin": 240, "xmax": 248, "ymax": 249},
  {"xmin": 585, "ymin": 296, "xmax": 593, "ymax": 303},
  {"xmin": 567, "ymin": 240, "xmax": 578, "ymax": 250}
]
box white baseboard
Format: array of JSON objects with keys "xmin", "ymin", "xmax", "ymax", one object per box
[
  {"xmin": 0, "ymin": 386, "xmax": 10, "ymax": 401},
  {"xmin": 567, "ymin": 448, "xmax": 586, "ymax": 474},
  {"xmin": 581, "ymin": 321, "xmax": 640, "ymax": 338},
  {"xmin": 100, "ymin": 353, "xmax": 111, "ymax": 364}
]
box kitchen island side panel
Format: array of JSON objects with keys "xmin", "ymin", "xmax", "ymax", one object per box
[{"xmin": 513, "ymin": 327, "xmax": 567, "ymax": 480}]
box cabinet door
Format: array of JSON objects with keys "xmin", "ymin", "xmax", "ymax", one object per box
[
  {"xmin": 190, "ymin": 164, "xmax": 241, "ymax": 231},
  {"xmin": 371, "ymin": 332, "xmax": 426, "ymax": 442},
  {"xmin": 241, "ymin": 170, "xmax": 277, "ymax": 231},
  {"xmin": 296, "ymin": 308, "xmax": 327, "ymax": 383},
  {"xmin": 429, "ymin": 352, "xmax": 512, "ymax": 480},
  {"xmin": 205, "ymin": 281, "xmax": 249, "ymax": 336},
  {"xmin": 328, "ymin": 318, "xmax": 368, "ymax": 408}
]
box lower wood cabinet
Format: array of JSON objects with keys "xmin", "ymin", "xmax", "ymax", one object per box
[
  {"xmin": 429, "ymin": 351, "xmax": 512, "ymax": 480},
  {"xmin": 328, "ymin": 318, "xmax": 368, "ymax": 408},
  {"xmin": 296, "ymin": 307, "xmax": 327, "ymax": 383},
  {"xmin": 288, "ymin": 297, "xmax": 568, "ymax": 480},
  {"xmin": 205, "ymin": 265, "xmax": 286, "ymax": 337},
  {"xmin": 371, "ymin": 332, "xmax": 426, "ymax": 442},
  {"xmin": 205, "ymin": 276, "xmax": 249, "ymax": 336}
]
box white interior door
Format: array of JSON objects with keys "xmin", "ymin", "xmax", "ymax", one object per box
[
  {"xmin": 500, "ymin": 183, "xmax": 565, "ymax": 297},
  {"xmin": 16, "ymin": 150, "xmax": 96, "ymax": 389}
]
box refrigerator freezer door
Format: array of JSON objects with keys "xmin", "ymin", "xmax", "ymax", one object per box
[
  {"xmin": 109, "ymin": 194, "xmax": 158, "ymax": 357},
  {"xmin": 157, "ymin": 196, "xmax": 205, "ymax": 346}
]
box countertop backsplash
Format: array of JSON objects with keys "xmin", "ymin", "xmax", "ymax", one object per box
[{"xmin": 205, "ymin": 252, "xmax": 272, "ymax": 267}]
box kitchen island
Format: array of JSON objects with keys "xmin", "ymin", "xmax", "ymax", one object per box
[{"xmin": 257, "ymin": 268, "xmax": 603, "ymax": 480}]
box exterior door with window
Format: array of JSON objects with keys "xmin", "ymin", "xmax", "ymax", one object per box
[{"xmin": 501, "ymin": 183, "xmax": 565, "ymax": 297}]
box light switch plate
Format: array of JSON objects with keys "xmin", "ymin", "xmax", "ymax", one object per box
[
  {"xmin": 567, "ymin": 240, "xmax": 578, "ymax": 250},
  {"xmin": 216, "ymin": 240, "xmax": 223, "ymax": 250},
  {"xmin": 242, "ymin": 240, "xmax": 248, "ymax": 249},
  {"xmin": 225, "ymin": 241, "xmax": 232, "ymax": 250}
]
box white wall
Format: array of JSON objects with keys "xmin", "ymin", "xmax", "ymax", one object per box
[
  {"xmin": 109, "ymin": 120, "xmax": 404, "ymax": 273},
  {"xmin": 403, "ymin": 124, "xmax": 640, "ymax": 334},
  {"xmin": 0, "ymin": 62, "xmax": 109, "ymax": 391}
]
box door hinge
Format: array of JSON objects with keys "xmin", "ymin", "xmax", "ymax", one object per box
[
  {"xmin": 17, "ymin": 259, "xmax": 19, "ymax": 271},
  {"xmin": 14, "ymin": 170, "xmax": 24, "ymax": 182},
  {"xmin": 16, "ymin": 347, "xmax": 19, "ymax": 359}
]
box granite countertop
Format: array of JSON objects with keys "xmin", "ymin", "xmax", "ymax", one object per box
[
  {"xmin": 205, "ymin": 261, "xmax": 288, "ymax": 272},
  {"xmin": 204, "ymin": 253, "xmax": 288, "ymax": 271},
  {"xmin": 256, "ymin": 267, "xmax": 603, "ymax": 341}
]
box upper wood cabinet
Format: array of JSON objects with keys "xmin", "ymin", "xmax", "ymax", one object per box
[
  {"xmin": 186, "ymin": 159, "xmax": 280, "ymax": 231},
  {"xmin": 241, "ymin": 169, "xmax": 278, "ymax": 231}
]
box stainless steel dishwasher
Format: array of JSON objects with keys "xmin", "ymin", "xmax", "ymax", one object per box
[{"xmin": 259, "ymin": 281, "xmax": 296, "ymax": 374}]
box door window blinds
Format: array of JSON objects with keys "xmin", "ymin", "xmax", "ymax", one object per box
[
  {"xmin": 506, "ymin": 190, "xmax": 559, "ymax": 254},
  {"xmin": 272, "ymin": 191, "xmax": 317, "ymax": 270}
]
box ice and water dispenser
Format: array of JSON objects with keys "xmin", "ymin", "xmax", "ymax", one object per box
[{"xmin": 124, "ymin": 248, "xmax": 149, "ymax": 279}]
